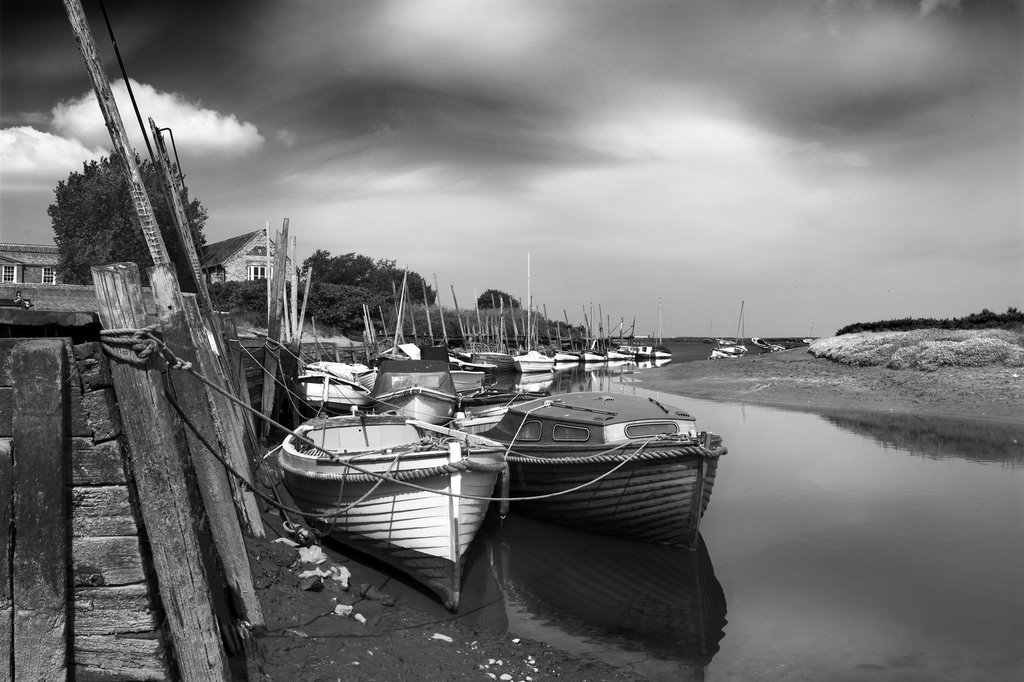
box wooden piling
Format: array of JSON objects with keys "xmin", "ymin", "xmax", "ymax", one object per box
[
  {"xmin": 147, "ymin": 265, "xmax": 264, "ymax": 628},
  {"xmin": 6, "ymin": 341, "xmax": 69, "ymax": 681},
  {"xmin": 91, "ymin": 262, "xmax": 230, "ymax": 681},
  {"xmin": 260, "ymin": 220, "xmax": 289, "ymax": 440}
]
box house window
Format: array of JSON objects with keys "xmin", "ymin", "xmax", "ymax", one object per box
[
  {"xmin": 247, "ymin": 265, "xmax": 268, "ymax": 280},
  {"xmin": 41, "ymin": 267, "xmax": 55, "ymax": 284},
  {"xmin": 1, "ymin": 265, "xmax": 16, "ymax": 283}
]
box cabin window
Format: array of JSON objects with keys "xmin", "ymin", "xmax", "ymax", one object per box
[
  {"xmin": 516, "ymin": 420, "xmax": 542, "ymax": 441},
  {"xmin": 41, "ymin": 267, "xmax": 55, "ymax": 284},
  {"xmin": 247, "ymin": 265, "xmax": 268, "ymax": 280},
  {"xmin": 1, "ymin": 265, "xmax": 16, "ymax": 283},
  {"xmin": 552, "ymin": 424, "xmax": 590, "ymax": 442},
  {"xmin": 625, "ymin": 422, "xmax": 680, "ymax": 438}
]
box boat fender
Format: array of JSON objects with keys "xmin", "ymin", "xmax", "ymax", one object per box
[{"xmin": 498, "ymin": 467, "xmax": 511, "ymax": 519}]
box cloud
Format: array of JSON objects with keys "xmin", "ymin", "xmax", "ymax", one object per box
[
  {"xmin": 51, "ymin": 78, "xmax": 264, "ymax": 158},
  {"xmin": 920, "ymin": 0, "xmax": 963, "ymax": 17},
  {"xmin": 0, "ymin": 126, "xmax": 106, "ymax": 191}
]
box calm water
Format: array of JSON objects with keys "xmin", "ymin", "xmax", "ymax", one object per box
[{"xmin": 452, "ymin": 356, "xmax": 1024, "ymax": 682}]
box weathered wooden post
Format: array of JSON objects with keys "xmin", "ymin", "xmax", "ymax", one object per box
[
  {"xmin": 2, "ymin": 341, "xmax": 69, "ymax": 681},
  {"xmin": 260, "ymin": 220, "xmax": 289, "ymax": 440},
  {"xmin": 147, "ymin": 264, "xmax": 265, "ymax": 625},
  {"xmin": 91, "ymin": 263, "xmax": 231, "ymax": 681}
]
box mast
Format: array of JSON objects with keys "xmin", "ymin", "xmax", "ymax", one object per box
[
  {"xmin": 526, "ymin": 253, "xmax": 531, "ymax": 352},
  {"xmin": 658, "ymin": 297, "xmax": 663, "ymax": 345},
  {"xmin": 433, "ymin": 274, "xmax": 448, "ymax": 347}
]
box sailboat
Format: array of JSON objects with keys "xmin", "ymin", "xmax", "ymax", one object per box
[
  {"xmin": 512, "ymin": 253, "xmax": 555, "ymax": 373},
  {"xmin": 710, "ymin": 301, "xmax": 747, "ymax": 359}
]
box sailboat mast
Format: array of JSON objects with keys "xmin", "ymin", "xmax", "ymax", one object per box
[{"xmin": 526, "ymin": 252, "xmax": 531, "ymax": 351}]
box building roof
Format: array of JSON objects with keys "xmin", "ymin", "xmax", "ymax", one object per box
[
  {"xmin": 0, "ymin": 242, "xmax": 59, "ymax": 266},
  {"xmin": 200, "ymin": 230, "xmax": 264, "ymax": 269}
]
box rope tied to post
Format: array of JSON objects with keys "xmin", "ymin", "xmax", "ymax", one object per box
[{"xmin": 99, "ymin": 324, "xmax": 192, "ymax": 370}]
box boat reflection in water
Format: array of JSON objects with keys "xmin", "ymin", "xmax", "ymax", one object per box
[{"xmin": 459, "ymin": 514, "xmax": 727, "ymax": 678}]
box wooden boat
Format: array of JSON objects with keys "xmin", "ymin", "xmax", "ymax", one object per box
[
  {"xmin": 457, "ymin": 387, "xmax": 550, "ymax": 418},
  {"xmin": 292, "ymin": 367, "xmax": 373, "ymax": 421},
  {"xmin": 603, "ymin": 348, "xmax": 632, "ymax": 362},
  {"xmin": 449, "ymin": 366, "xmax": 485, "ymax": 394},
  {"xmin": 616, "ymin": 343, "xmax": 671, "ymax": 360},
  {"xmin": 370, "ymin": 359, "xmax": 458, "ymax": 424},
  {"xmin": 476, "ymin": 392, "xmax": 726, "ymax": 547},
  {"xmin": 709, "ymin": 341, "xmax": 747, "ymax": 359},
  {"xmin": 278, "ymin": 414, "xmax": 506, "ymax": 610},
  {"xmin": 470, "ymin": 350, "xmax": 516, "ymax": 373},
  {"xmin": 512, "ymin": 349, "xmax": 555, "ymax": 373}
]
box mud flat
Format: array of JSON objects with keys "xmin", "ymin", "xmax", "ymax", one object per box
[{"xmin": 636, "ymin": 347, "xmax": 1024, "ymax": 426}]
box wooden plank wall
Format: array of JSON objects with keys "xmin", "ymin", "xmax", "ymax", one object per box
[{"xmin": 0, "ymin": 337, "xmax": 172, "ymax": 681}]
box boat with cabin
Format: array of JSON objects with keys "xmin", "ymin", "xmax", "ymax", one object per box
[
  {"xmin": 463, "ymin": 392, "xmax": 727, "ymax": 547},
  {"xmin": 277, "ymin": 413, "xmax": 506, "ymax": 611},
  {"xmin": 292, "ymin": 361, "xmax": 374, "ymax": 420},
  {"xmin": 370, "ymin": 358, "xmax": 458, "ymax": 424}
]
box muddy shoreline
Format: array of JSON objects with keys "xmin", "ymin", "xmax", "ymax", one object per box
[{"xmin": 634, "ymin": 348, "xmax": 1024, "ymax": 427}]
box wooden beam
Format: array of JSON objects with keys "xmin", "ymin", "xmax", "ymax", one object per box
[
  {"xmin": 91, "ymin": 262, "xmax": 230, "ymax": 681},
  {"xmin": 0, "ymin": 436, "xmax": 11, "ymax": 682},
  {"xmin": 148, "ymin": 265, "xmax": 265, "ymax": 628},
  {"xmin": 260, "ymin": 220, "xmax": 288, "ymax": 440},
  {"xmin": 62, "ymin": 0, "xmax": 170, "ymax": 267},
  {"xmin": 11, "ymin": 340, "xmax": 69, "ymax": 680},
  {"xmin": 180, "ymin": 296, "xmax": 264, "ymax": 538},
  {"xmin": 148, "ymin": 118, "xmax": 208, "ymax": 305}
]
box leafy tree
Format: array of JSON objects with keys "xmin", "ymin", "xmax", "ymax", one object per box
[
  {"xmin": 299, "ymin": 251, "xmax": 435, "ymax": 305},
  {"xmin": 48, "ymin": 154, "xmax": 207, "ymax": 290},
  {"xmin": 477, "ymin": 289, "xmax": 520, "ymax": 310},
  {"xmin": 303, "ymin": 282, "xmax": 388, "ymax": 334},
  {"xmin": 209, "ymin": 280, "xmax": 268, "ymax": 318}
]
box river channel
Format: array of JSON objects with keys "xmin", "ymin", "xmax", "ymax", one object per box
[{"xmin": 450, "ymin": 359, "xmax": 1024, "ymax": 682}]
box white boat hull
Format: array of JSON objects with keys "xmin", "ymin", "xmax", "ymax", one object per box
[{"xmin": 279, "ymin": 415, "xmax": 505, "ymax": 610}]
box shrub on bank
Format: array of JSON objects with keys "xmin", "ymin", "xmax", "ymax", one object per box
[{"xmin": 809, "ymin": 329, "xmax": 1024, "ymax": 371}]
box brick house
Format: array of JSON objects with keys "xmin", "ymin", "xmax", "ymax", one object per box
[
  {"xmin": 0, "ymin": 242, "xmax": 60, "ymax": 285},
  {"xmin": 201, "ymin": 229, "xmax": 284, "ymax": 283}
]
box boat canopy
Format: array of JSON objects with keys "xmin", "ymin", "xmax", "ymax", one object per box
[
  {"xmin": 371, "ymin": 359, "xmax": 456, "ymax": 396},
  {"xmin": 484, "ymin": 393, "xmax": 697, "ymax": 447}
]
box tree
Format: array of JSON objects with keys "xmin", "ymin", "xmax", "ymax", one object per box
[
  {"xmin": 299, "ymin": 251, "xmax": 435, "ymax": 305},
  {"xmin": 477, "ymin": 289, "xmax": 520, "ymax": 310},
  {"xmin": 48, "ymin": 154, "xmax": 208, "ymax": 290}
]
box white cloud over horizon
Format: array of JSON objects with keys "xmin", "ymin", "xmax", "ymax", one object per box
[
  {"xmin": 50, "ymin": 78, "xmax": 264, "ymax": 159},
  {"xmin": 0, "ymin": 126, "xmax": 106, "ymax": 191}
]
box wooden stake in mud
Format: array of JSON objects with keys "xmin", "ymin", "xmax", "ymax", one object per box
[
  {"xmin": 91, "ymin": 263, "xmax": 231, "ymax": 681},
  {"xmin": 260, "ymin": 219, "xmax": 289, "ymax": 440},
  {"xmin": 434, "ymin": 274, "xmax": 449, "ymax": 347},
  {"xmin": 450, "ymin": 285, "xmax": 467, "ymax": 343},
  {"xmin": 421, "ymin": 277, "xmax": 434, "ymax": 344}
]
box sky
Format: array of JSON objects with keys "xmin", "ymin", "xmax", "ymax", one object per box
[{"xmin": 1, "ymin": 0, "xmax": 1021, "ymax": 337}]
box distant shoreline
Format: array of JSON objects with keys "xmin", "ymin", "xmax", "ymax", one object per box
[{"xmin": 634, "ymin": 347, "xmax": 1024, "ymax": 427}]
